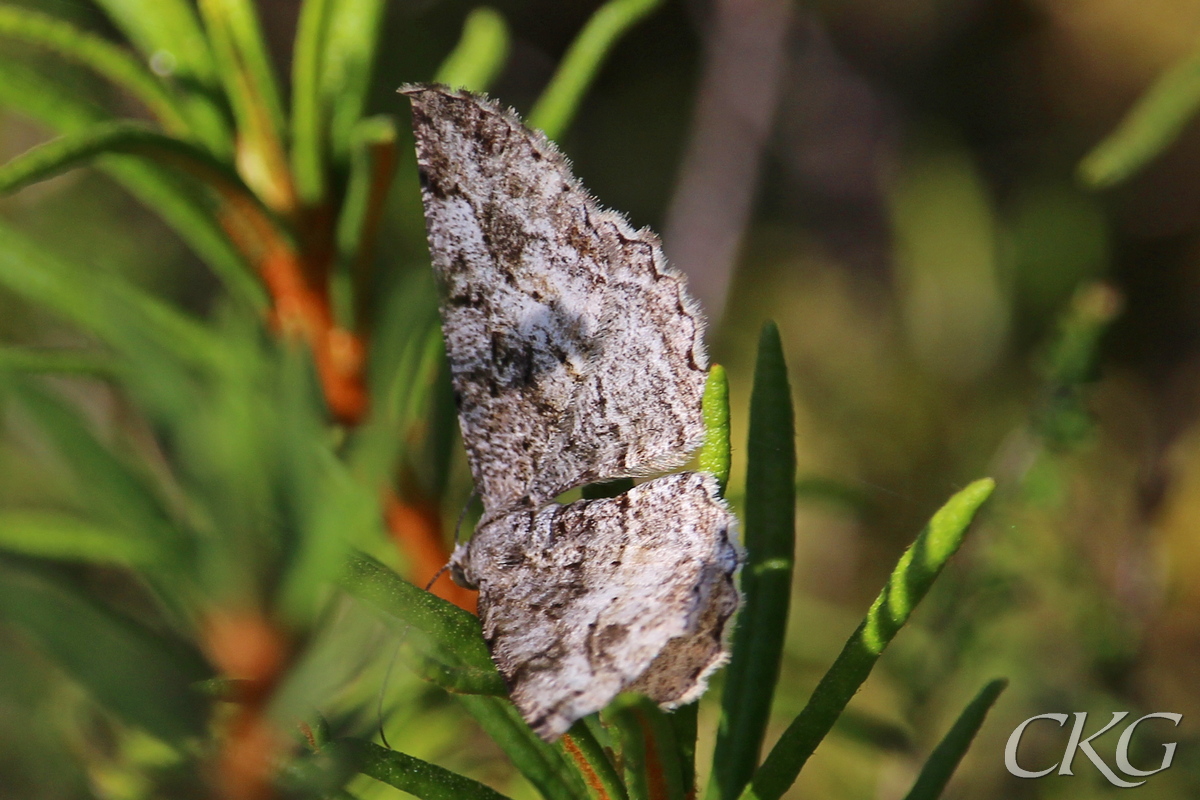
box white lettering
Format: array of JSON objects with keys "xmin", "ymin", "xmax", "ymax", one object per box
[
  {"xmin": 1059, "ymin": 712, "xmax": 1141, "ymax": 788},
  {"xmin": 1005, "ymin": 713, "xmax": 1068, "ymax": 778},
  {"xmin": 1115, "ymin": 713, "xmax": 1182, "ymax": 779}
]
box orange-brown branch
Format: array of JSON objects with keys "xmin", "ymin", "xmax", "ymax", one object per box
[
  {"xmin": 204, "ymin": 610, "xmax": 291, "ymax": 800},
  {"xmin": 635, "ymin": 708, "xmax": 672, "ymax": 800},
  {"xmin": 561, "ymin": 733, "xmax": 614, "ymax": 800},
  {"xmin": 216, "ymin": 195, "xmax": 368, "ymax": 424}
]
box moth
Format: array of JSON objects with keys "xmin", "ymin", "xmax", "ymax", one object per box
[{"xmin": 403, "ymin": 84, "xmax": 741, "ymax": 741}]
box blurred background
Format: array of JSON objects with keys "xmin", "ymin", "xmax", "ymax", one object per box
[{"xmin": 3, "ymin": 0, "xmax": 1200, "ymax": 798}]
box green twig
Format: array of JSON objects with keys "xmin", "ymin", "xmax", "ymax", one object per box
[
  {"xmin": 0, "ymin": 7, "xmax": 188, "ymax": 133},
  {"xmin": 90, "ymin": 0, "xmax": 219, "ymax": 88},
  {"xmin": 561, "ymin": 719, "xmax": 630, "ymax": 800},
  {"xmin": 401, "ymin": 643, "xmax": 507, "ymax": 696},
  {"xmin": 0, "ymin": 220, "xmax": 224, "ymax": 367},
  {"xmin": 0, "ymin": 57, "xmax": 260, "ymax": 307},
  {"xmin": 1080, "ymin": 48, "xmax": 1200, "ymax": 187},
  {"xmin": 457, "ymin": 695, "xmax": 589, "ymax": 800},
  {"xmin": 334, "ymin": 116, "xmax": 397, "ymax": 327},
  {"xmin": 197, "ymin": 0, "xmax": 291, "ymax": 206},
  {"xmin": 698, "ymin": 364, "xmax": 732, "ymax": 492},
  {"xmin": 336, "ymin": 552, "xmax": 494, "ymax": 670},
  {"xmin": 0, "ymin": 347, "xmax": 117, "ymax": 377},
  {"xmin": 901, "ymin": 679, "xmax": 1008, "ymax": 800},
  {"xmin": 321, "ymin": 0, "xmax": 389, "ymax": 164},
  {"xmin": 709, "ymin": 323, "xmax": 795, "ymax": 800},
  {"xmin": 611, "ymin": 698, "xmax": 687, "ymax": 800},
  {"xmin": 0, "ymin": 120, "xmax": 261, "ymax": 211},
  {"xmin": 528, "ymin": 0, "xmax": 665, "ymax": 140},
  {"xmin": 740, "ymin": 479, "xmax": 996, "ymax": 800},
  {"xmin": 0, "ymin": 511, "xmax": 162, "ymax": 566},
  {"xmin": 0, "ymin": 562, "xmax": 210, "ymax": 744},
  {"xmin": 329, "ymin": 738, "xmax": 513, "ymax": 800},
  {"xmin": 434, "ymin": 8, "xmax": 510, "ymax": 93},
  {"xmin": 291, "ymin": 0, "xmax": 334, "ymax": 203}
]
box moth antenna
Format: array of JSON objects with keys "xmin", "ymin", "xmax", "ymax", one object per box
[
  {"xmin": 425, "ymin": 564, "xmax": 450, "ymax": 591},
  {"xmin": 378, "ymin": 490, "xmax": 478, "ymax": 749},
  {"xmin": 452, "ymin": 489, "xmax": 480, "ymax": 546},
  {"xmin": 377, "ymin": 638, "xmax": 402, "ymax": 749}
]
